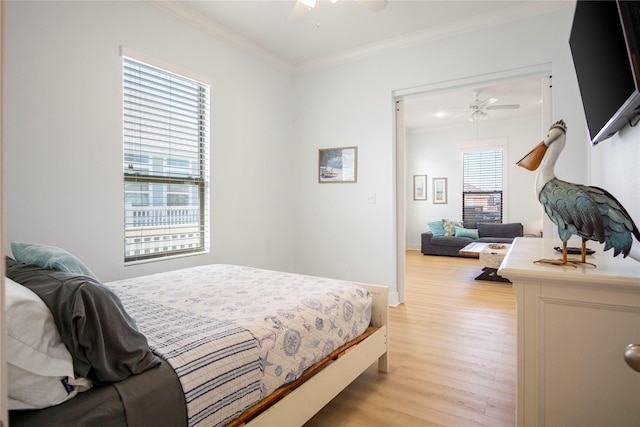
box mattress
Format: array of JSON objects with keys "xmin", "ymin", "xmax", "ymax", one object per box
[{"xmin": 105, "ymin": 264, "xmax": 373, "ymax": 427}]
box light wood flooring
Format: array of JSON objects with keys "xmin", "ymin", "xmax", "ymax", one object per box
[{"xmin": 304, "ymin": 250, "xmax": 516, "ymax": 427}]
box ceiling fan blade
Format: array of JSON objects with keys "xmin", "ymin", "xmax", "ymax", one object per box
[
  {"xmin": 355, "ymin": 0, "xmax": 388, "ymax": 13},
  {"xmin": 476, "ymin": 97, "xmax": 499, "ymax": 109},
  {"xmin": 486, "ymin": 104, "xmax": 520, "ymax": 110}
]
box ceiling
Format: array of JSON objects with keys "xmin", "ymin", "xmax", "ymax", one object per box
[
  {"xmin": 173, "ymin": 1, "xmax": 570, "ymax": 68},
  {"xmin": 162, "ymin": 0, "xmax": 567, "ymax": 129}
]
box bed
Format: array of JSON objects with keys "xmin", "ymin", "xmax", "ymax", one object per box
[{"xmin": 5, "ymin": 248, "xmax": 388, "ymax": 427}]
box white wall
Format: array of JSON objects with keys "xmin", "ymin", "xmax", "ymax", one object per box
[
  {"xmin": 589, "ymin": 125, "xmax": 640, "ymax": 248},
  {"xmin": 3, "ymin": 1, "xmax": 295, "ymax": 281},
  {"xmin": 407, "ymin": 127, "xmax": 461, "ymax": 230},
  {"xmin": 405, "ymin": 116, "xmax": 544, "ymax": 250}
]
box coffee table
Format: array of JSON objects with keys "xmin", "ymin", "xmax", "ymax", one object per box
[
  {"xmin": 458, "ymin": 242, "xmax": 490, "ymax": 257},
  {"xmin": 459, "ymin": 242, "xmax": 511, "ymax": 282},
  {"xmin": 478, "ymin": 243, "xmax": 511, "ymax": 282}
]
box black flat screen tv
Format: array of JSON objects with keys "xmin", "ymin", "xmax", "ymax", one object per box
[{"xmin": 569, "ymin": 0, "xmax": 640, "ymax": 144}]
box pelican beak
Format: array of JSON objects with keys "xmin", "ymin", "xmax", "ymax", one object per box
[{"xmin": 517, "ymin": 141, "xmax": 547, "ymax": 171}]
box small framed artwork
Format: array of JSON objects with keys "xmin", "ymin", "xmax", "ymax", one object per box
[
  {"xmin": 433, "ymin": 177, "xmax": 448, "ymax": 204},
  {"xmin": 413, "ymin": 175, "xmax": 427, "ymax": 200},
  {"xmin": 318, "ymin": 146, "xmax": 358, "ymax": 183}
]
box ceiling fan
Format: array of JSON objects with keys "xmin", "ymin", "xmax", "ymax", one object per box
[
  {"xmin": 291, "ymin": 0, "xmax": 388, "ymax": 23},
  {"xmin": 449, "ymin": 90, "xmax": 520, "ymax": 122}
]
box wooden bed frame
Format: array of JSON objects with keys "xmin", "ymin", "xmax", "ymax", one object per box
[{"xmin": 243, "ymin": 283, "xmax": 389, "ymax": 426}]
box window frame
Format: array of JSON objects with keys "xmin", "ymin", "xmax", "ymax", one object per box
[
  {"xmin": 122, "ymin": 49, "xmax": 210, "ymax": 263},
  {"xmin": 460, "ymin": 143, "xmax": 506, "ymax": 224}
]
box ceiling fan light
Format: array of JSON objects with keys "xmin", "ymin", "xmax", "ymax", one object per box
[
  {"xmin": 470, "ymin": 110, "xmax": 489, "ymax": 121},
  {"xmin": 301, "ymin": 0, "xmax": 317, "ymax": 9}
]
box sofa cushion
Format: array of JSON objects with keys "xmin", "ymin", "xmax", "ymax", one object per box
[
  {"xmin": 431, "ymin": 235, "xmax": 474, "ymax": 247},
  {"xmin": 477, "ymin": 222, "xmax": 523, "ymax": 239}
]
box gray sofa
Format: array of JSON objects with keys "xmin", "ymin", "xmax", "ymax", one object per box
[{"xmin": 421, "ymin": 222, "xmax": 524, "ymax": 257}]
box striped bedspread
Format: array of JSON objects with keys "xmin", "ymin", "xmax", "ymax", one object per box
[{"xmin": 106, "ymin": 264, "xmax": 372, "ymax": 427}]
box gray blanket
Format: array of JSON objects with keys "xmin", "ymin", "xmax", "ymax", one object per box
[{"xmin": 5, "ymin": 257, "xmax": 160, "ymax": 383}]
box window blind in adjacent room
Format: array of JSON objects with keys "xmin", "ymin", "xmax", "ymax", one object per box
[{"xmin": 462, "ymin": 149, "xmax": 503, "ymax": 223}]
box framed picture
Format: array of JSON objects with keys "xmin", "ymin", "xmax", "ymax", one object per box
[
  {"xmin": 318, "ymin": 146, "xmax": 358, "ymax": 183},
  {"xmin": 433, "ymin": 177, "xmax": 448, "ymax": 204},
  {"xmin": 413, "ymin": 175, "xmax": 427, "ymax": 200}
]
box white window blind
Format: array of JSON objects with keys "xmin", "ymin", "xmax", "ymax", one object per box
[
  {"xmin": 123, "ymin": 57, "xmax": 210, "ymax": 262},
  {"xmin": 462, "ymin": 149, "xmax": 503, "ymax": 223}
]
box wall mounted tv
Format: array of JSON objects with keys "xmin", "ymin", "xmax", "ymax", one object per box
[{"xmin": 569, "ymin": 0, "xmax": 640, "ymax": 144}]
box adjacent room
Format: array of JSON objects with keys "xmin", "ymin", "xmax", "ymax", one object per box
[
  {"xmin": 403, "ymin": 75, "xmax": 546, "ymax": 252},
  {"xmin": 2, "ymin": 1, "xmax": 639, "ymax": 426}
]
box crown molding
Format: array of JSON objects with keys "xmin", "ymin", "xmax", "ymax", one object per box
[
  {"xmin": 146, "ymin": 0, "xmax": 294, "ymax": 73},
  {"xmin": 147, "ymin": 1, "xmax": 572, "ymax": 75}
]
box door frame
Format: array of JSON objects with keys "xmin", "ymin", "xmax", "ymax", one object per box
[{"xmin": 393, "ymin": 63, "xmax": 553, "ymax": 304}]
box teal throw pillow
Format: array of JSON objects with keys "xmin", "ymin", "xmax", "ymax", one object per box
[
  {"xmin": 11, "ymin": 242, "xmax": 97, "ymax": 279},
  {"xmin": 428, "ymin": 220, "xmax": 445, "ymax": 236},
  {"xmin": 454, "ymin": 226, "xmax": 479, "ymax": 239}
]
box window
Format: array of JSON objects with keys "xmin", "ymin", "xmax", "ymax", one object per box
[
  {"xmin": 462, "ymin": 149, "xmax": 503, "ymax": 223},
  {"xmin": 123, "ymin": 56, "xmax": 210, "ymax": 262}
]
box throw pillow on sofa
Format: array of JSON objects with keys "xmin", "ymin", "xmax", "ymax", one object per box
[
  {"xmin": 442, "ymin": 219, "xmax": 463, "ymax": 236},
  {"xmin": 428, "ymin": 221, "xmax": 445, "ymax": 236},
  {"xmin": 454, "ymin": 226, "xmax": 479, "ymax": 239}
]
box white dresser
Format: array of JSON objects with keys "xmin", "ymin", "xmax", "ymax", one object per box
[{"xmin": 499, "ymin": 237, "xmax": 640, "ymax": 427}]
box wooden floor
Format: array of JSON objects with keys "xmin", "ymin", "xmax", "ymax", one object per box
[{"xmin": 304, "ymin": 250, "xmax": 516, "ymax": 427}]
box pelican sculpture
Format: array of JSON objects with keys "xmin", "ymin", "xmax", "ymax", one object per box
[{"xmin": 517, "ymin": 120, "xmax": 640, "ymax": 266}]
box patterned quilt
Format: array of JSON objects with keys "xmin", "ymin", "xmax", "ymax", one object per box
[{"xmin": 106, "ymin": 264, "xmax": 372, "ymax": 427}]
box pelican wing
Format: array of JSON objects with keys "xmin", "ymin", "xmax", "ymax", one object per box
[
  {"xmin": 539, "ymin": 179, "xmax": 605, "ymax": 243},
  {"xmin": 539, "ymin": 179, "xmax": 639, "ymax": 257}
]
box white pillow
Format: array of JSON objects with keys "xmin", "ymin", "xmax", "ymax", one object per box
[{"xmin": 5, "ymin": 277, "xmax": 91, "ymax": 409}]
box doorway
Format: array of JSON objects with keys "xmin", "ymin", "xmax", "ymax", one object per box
[{"xmin": 394, "ymin": 64, "xmax": 552, "ymax": 304}]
